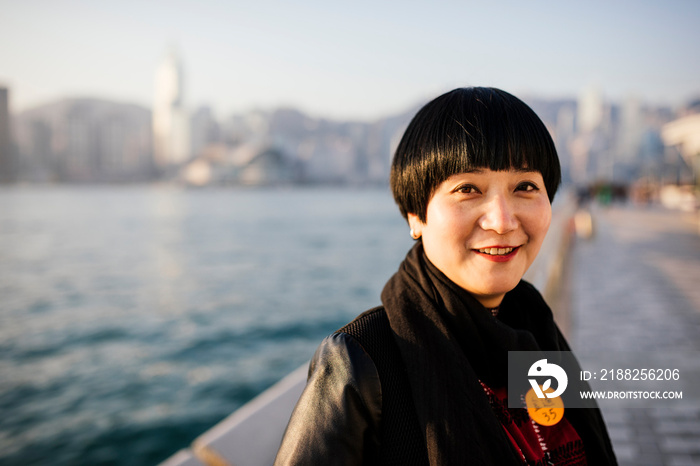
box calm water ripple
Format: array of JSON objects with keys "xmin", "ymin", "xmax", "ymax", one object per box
[{"xmin": 0, "ymin": 185, "xmax": 412, "ymax": 465}]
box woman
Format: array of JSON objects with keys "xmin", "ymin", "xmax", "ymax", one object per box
[{"xmin": 275, "ymin": 87, "xmax": 617, "ymax": 465}]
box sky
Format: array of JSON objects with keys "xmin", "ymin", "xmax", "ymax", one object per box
[{"xmin": 1, "ymin": 0, "xmax": 699, "ymax": 121}]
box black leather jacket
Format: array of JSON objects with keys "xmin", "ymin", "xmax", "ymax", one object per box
[
  {"xmin": 274, "ymin": 332, "xmax": 383, "ymax": 465},
  {"xmin": 275, "ymin": 306, "xmax": 435, "ymax": 465}
]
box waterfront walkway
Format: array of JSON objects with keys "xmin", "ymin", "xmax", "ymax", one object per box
[{"xmin": 567, "ymin": 204, "xmax": 700, "ymax": 466}]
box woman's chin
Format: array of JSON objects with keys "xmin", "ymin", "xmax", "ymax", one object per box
[{"xmin": 466, "ymin": 280, "xmax": 521, "ymax": 304}]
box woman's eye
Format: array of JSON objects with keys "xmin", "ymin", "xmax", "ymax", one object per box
[
  {"xmin": 457, "ymin": 185, "xmax": 480, "ymax": 194},
  {"xmin": 516, "ymin": 182, "xmax": 539, "ymax": 192}
]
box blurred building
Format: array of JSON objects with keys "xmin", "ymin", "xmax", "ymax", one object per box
[
  {"xmin": 190, "ymin": 106, "xmax": 221, "ymax": 158},
  {"xmin": 578, "ymin": 86, "xmax": 606, "ymax": 134},
  {"xmin": 153, "ymin": 49, "xmax": 190, "ymax": 169},
  {"xmin": 260, "ymin": 107, "xmax": 409, "ymax": 185},
  {"xmin": 26, "ymin": 120, "xmax": 53, "ymax": 179},
  {"xmin": 613, "ymin": 96, "xmax": 645, "ymax": 180},
  {"xmin": 662, "ymin": 112, "xmax": 700, "ymax": 184},
  {"xmin": 13, "ymin": 98, "xmax": 153, "ymax": 182},
  {"xmin": 572, "ymin": 87, "xmax": 613, "ymax": 183},
  {"xmin": 0, "ymin": 87, "xmax": 16, "ymax": 182}
]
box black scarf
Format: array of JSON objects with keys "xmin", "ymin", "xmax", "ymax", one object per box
[{"xmin": 380, "ymin": 242, "xmax": 617, "ymax": 465}]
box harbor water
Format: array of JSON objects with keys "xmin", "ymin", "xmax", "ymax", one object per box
[{"xmin": 0, "ymin": 185, "xmax": 413, "ymax": 465}]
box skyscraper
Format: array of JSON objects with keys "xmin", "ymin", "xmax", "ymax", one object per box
[
  {"xmin": 153, "ymin": 48, "xmax": 189, "ymax": 168},
  {"xmin": 0, "ymin": 87, "xmax": 15, "ymax": 182},
  {"xmin": 577, "ymin": 86, "xmax": 605, "ymax": 134}
]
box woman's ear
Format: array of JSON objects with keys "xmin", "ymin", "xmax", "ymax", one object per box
[{"xmin": 407, "ymin": 213, "xmax": 424, "ymax": 239}]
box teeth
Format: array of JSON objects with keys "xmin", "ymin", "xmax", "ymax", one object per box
[{"xmin": 478, "ymin": 247, "xmax": 514, "ymax": 255}]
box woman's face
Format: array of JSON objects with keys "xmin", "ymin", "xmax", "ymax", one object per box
[{"xmin": 408, "ymin": 168, "xmax": 551, "ymax": 308}]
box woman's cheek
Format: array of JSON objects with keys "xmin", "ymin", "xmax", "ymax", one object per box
[{"xmin": 533, "ymin": 207, "xmax": 552, "ymax": 249}]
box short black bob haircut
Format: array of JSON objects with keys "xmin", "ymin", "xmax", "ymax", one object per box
[{"xmin": 390, "ymin": 87, "xmax": 561, "ymax": 222}]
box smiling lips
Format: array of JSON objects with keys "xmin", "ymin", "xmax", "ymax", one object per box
[{"xmin": 473, "ymin": 246, "xmax": 520, "ymax": 262}]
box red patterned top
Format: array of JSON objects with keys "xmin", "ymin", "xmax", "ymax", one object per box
[{"xmin": 481, "ymin": 382, "xmax": 587, "ymax": 466}]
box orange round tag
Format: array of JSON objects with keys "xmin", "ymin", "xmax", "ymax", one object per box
[{"xmin": 525, "ymin": 386, "xmax": 565, "ymax": 426}]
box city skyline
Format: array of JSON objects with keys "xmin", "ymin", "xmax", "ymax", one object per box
[{"xmin": 1, "ymin": 0, "xmax": 699, "ymax": 121}]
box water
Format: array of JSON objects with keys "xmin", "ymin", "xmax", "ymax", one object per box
[{"xmin": 0, "ymin": 185, "xmax": 413, "ymax": 465}]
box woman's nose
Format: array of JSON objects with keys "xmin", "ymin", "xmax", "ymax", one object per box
[{"xmin": 478, "ymin": 196, "xmax": 518, "ymax": 234}]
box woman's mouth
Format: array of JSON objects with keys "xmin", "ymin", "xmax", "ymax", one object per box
[
  {"xmin": 476, "ymin": 247, "xmax": 515, "ymax": 255},
  {"xmin": 473, "ymin": 246, "xmax": 520, "ymax": 262}
]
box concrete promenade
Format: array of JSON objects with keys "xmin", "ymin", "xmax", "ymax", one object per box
[{"xmin": 567, "ymin": 204, "xmax": 700, "ymax": 466}]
